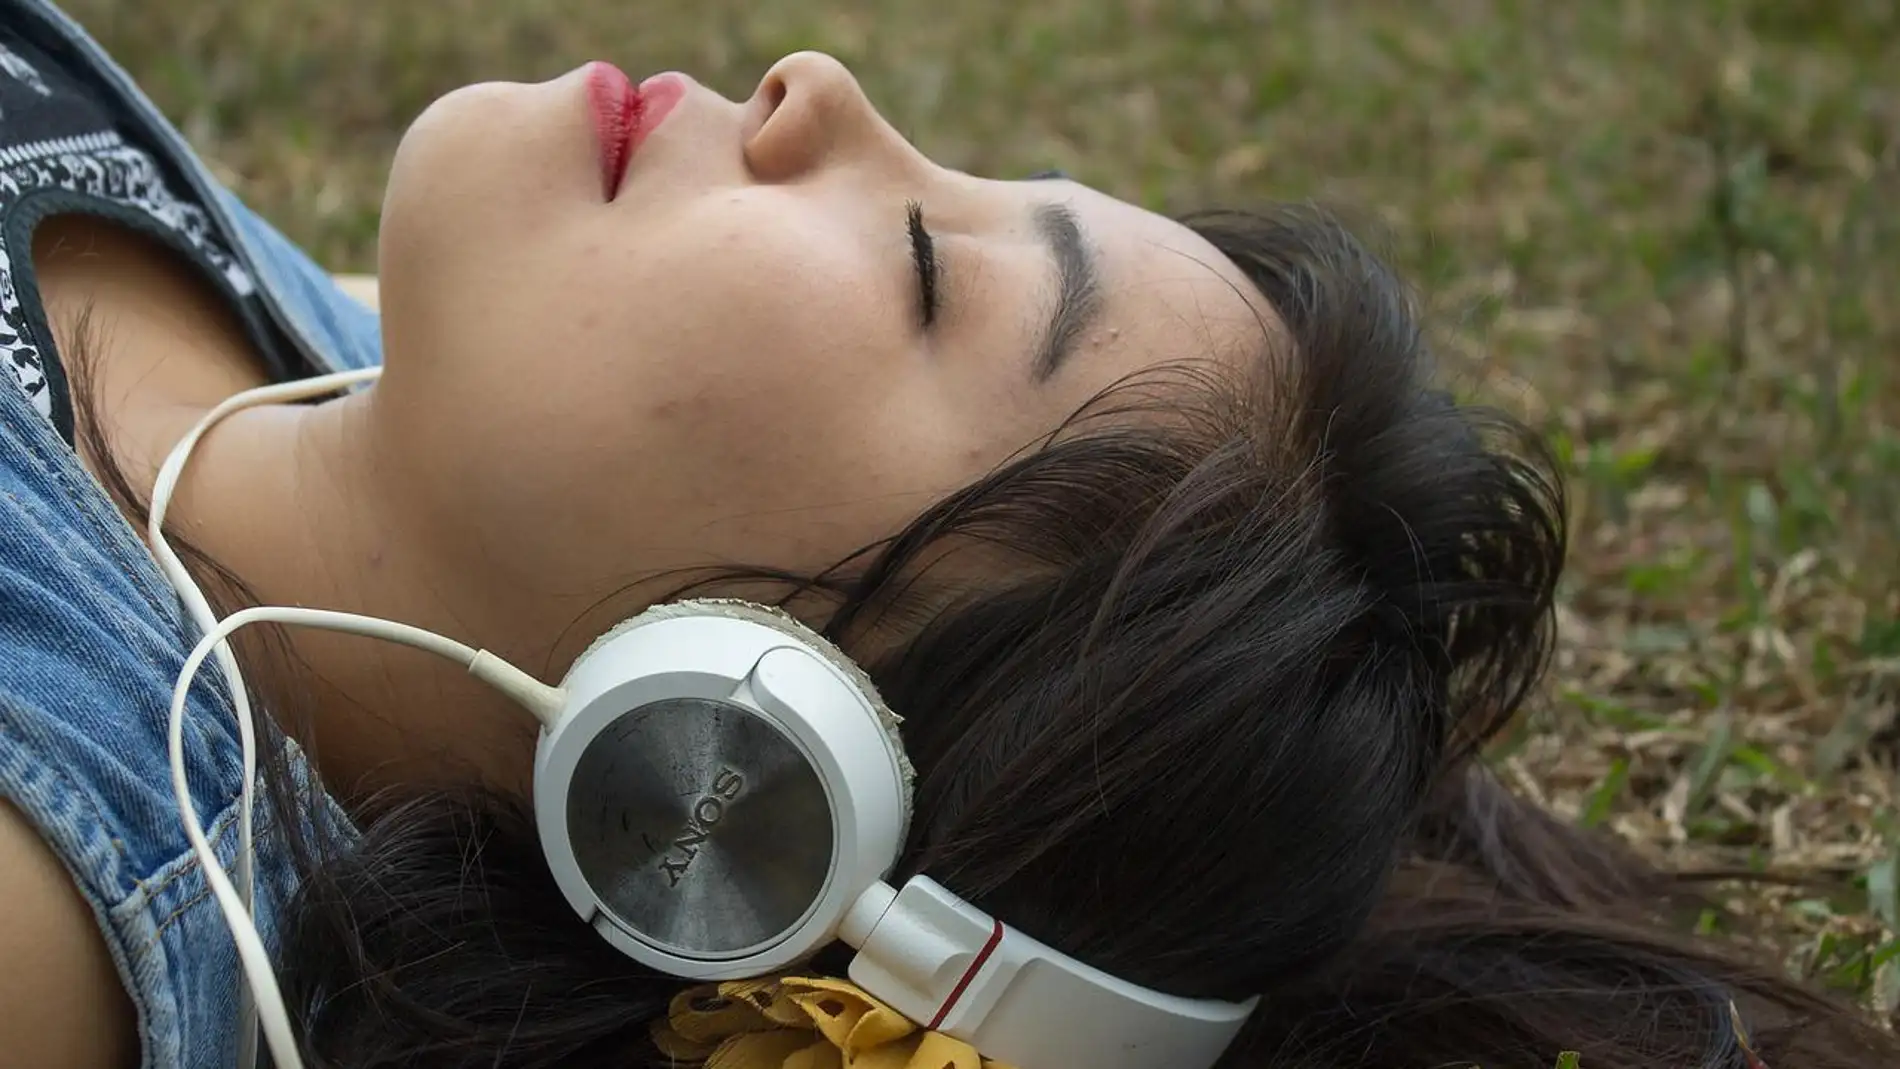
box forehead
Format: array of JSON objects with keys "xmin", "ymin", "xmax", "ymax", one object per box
[{"xmin": 1062, "ymin": 184, "xmax": 1276, "ymax": 371}]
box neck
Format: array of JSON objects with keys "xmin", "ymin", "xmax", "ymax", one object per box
[
  {"xmin": 152, "ymin": 391, "xmax": 558, "ymax": 802},
  {"xmin": 36, "ymin": 214, "xmax": 605, "ymax": 804}
]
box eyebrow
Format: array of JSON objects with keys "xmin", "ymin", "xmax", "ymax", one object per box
[{"xmin": 1029, "ymin": 201, "xmax": 1103, "ymax": 384}]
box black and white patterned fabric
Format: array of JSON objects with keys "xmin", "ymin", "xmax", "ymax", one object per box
[{"xmin": 0, "ymin": 29, "xmax": 263, "ymax": 439}]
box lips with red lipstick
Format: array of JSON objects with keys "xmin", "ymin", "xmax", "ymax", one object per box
[{"xmin": 585, "ymin": 62, "xmax": 684, "ymax": 200}]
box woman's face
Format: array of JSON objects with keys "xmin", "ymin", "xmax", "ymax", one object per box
[{"xmin": 371, "ymin": 52, "xmax": 1272, "ymax": 631}]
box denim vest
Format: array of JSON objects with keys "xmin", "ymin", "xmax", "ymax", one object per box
[{"xmin": 0, "ymin": 3, "xmax": 381, "ymax": 1065}]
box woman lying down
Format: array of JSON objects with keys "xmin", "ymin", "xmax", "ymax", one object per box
[{"xmin": 0, "ymin": 1, "xmax": 1890, "ymax": 1067}]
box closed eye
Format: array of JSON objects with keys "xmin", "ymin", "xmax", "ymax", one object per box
[{"xmin": 905, "ymin": 200, "xmax": 942, "ymax": 328}]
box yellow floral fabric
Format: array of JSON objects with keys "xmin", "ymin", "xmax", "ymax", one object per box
[{"xmin": 652, "ymin": 976, "xmax": 1019, "ymax": 1069}]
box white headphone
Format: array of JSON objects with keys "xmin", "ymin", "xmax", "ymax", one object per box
[{"xmin": 154, "ymin": 368, "xmax": 1258, "ymax": 1069}]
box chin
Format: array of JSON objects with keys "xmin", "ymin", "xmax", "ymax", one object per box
[
  {"xmin": 400, "ymin": 79, "xmax": 553, "ymax": 190},
  {"xmin": 389, "ymin": 83, "xmax": 510, "ymax": 190},
  {"xmin": 378, "ymin": 83, "xmax": 519, "ymax": 278}
]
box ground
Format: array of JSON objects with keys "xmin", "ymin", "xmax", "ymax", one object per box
[{"xmin": 64, "ymin": 0, "xmax": 1899, "ymax": 1029}]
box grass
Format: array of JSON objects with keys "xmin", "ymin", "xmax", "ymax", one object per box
[{"xmin": 65, "ymin": 0, "xmax": 1900, "ymax": 1029}]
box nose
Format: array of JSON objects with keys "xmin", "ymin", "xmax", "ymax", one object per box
[{"xmin": 743, "ymin": 51, "xmax": 922, "ymax": 182}]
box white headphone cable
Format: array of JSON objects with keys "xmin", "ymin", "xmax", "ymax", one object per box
[{"xmin": 149, "ymin": 367, "xmax": 563, "ymax": 1069}]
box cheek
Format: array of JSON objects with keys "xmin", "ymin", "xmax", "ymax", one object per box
[
  {"xmin": 628, "ymin": 210, "xmax": 883, "ymax": 378},
  {"xmin": 596, "ymin": 217, "xmax": 976, "ymax": 565},
  {"xmin": 458, "ymin": 207, "xmax": 941, "ymax": 561},
  {"xmin": 535, "ymin": 206, "xmax": 897, "ymax": 441},
  {"xmin": 381, "ymin": 185, "xmax": 987, "ymax": 579}
]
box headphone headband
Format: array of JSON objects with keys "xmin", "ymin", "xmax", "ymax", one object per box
[{"xmin": 846, "ymin": 877, "xmax": 1258, "ymax": 1069}]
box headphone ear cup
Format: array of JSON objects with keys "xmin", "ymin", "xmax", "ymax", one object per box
[{"xmin": 533, "ymin": 599, "xmax": 913, "ymax": 980}]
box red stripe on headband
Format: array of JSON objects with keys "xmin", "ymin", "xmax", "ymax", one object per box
[{"xmin": 929, "ymin": 918, "xmax": 1006, "ymax": 1030}]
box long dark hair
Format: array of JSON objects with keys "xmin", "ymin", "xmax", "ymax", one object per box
[{"xmin": 88, "ymin": 203, "xmax": 1895, "ymax": 1067}]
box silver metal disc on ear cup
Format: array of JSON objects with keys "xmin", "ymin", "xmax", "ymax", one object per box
[
  {"xmin": 536, "ymin": 603, "xmax": 913, "ymax": 979},
  {"xmin": 564, "ymin": 695, "xmax": 834, "ymax": 957}
]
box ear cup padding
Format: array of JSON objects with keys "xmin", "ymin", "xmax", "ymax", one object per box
[{"xmin": 565, "ymin": 598, "xmax": 914, "ymax": 791}]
